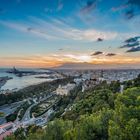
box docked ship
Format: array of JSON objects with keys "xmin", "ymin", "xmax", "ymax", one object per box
[
  {"xmin": 7, "ymin": 67, "xmax": 19, "ymax": 74},
  {"xmin": 6, "ymin": 67, "xmax": 36, "ymax": 77},
  {"xmin": 6, "ymin": 67, "xmax": 23, "ymax": 77}
]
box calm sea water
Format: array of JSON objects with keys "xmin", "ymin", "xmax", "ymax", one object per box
[{"xmin": 0, "ymin": 68, "xmax": 52, "ymax": 90}]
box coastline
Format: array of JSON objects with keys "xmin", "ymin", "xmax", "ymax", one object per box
[
  {"xmin": 0, "ymin": 77, "xmax": 56, "ymax": 94},
  {"xmin": 0, "ymin": 76, "xmax": 12, "ymax": 89},
  {"xmin": 0, "ymin": 77, "xmax": 73, "ymax": 106},
  {"xmin": 16, "ymin": 78, "xmax": 55, "ymax": 92},
  {"xmin": 0, "ymin": 68, "xmax": 57, "ymax": 92}
]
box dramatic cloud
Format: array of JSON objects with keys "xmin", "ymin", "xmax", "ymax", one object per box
[
  {"xmin": 91, "ymin": 51, "xmax": 117, "ymax": 57},
  {"xmin": 0, "ymin": 18, "xmax": 123, "ymax": 42},
  {"xmin": 125, "ymin": 36, "xmax": 140, "ymax": 43},
  {"xmin": 111, "ymin": 4, "xmax": 129, "ymax": 12},
  {"xmin": 71, "ymin": 29, "xmax": 117, "ymax": 41},
  {"xmin": 44, "ymin": 0, "xmax": 63, "ymax": 13},
  {"xmin": 1, "ymin": 53, "xmax": 140, "ymax": 68},
  {"xmin": 125, "ymin": 9, "xmax": 135, "ymax": 19},
  {"xmin": 127, "ymin": 0, "xmax": 140, "ymax": 8},
  {"xmin": 106, "ymin": 53, "xmax": 116, "ymax": 56},
  {"xmin": 57, "ymin": 0, "xmax": 64, "ymax": 11},
  {"xmin": 112, "ymin": 0, "xmax": 140, "ymax": 19},
  {"xmin": 27, "ymin": 27, "xmax": 33, "ymax": 31},
  {"xmin": 0, "ymin": 20, "xmax": 61, "ymax": 40},
  {"xmin": 58, "ymin": 48, "xmax": 64, "ymax": 51},
  {"xmin": 91, "ymin": 51, "xmax": 103, "ymax": 55},
  {"xmin": 120, "ymin": 41, "xmax": 140, "ymax": 48},
  {"xmin": 63, "ymin": 54, "xmax": 92, "ymax": 62},
  {"xmin": 97, "ymin": 38, "xmax": 103, "ymax": 42},
  {"xmin": 125, "ymin": 0, "xmax": 140, "ymax": 19},
  {"xmin": 79, "ymin": 0, "xmax": 140, "ymax": 20},
  {"xmin": 120, "ymin": 36, "xmax": 140, "ymax": 52},
  {"xmin": 126, "ymin": 46, "xmax": 140, "ymax": 52},
  {"xmin": 120, "ymin": 41, "xmax": 139, "ymax": 48},
  {"xmin": 80, "ymin": 0, "xmax": 97, "ymax": 14}
]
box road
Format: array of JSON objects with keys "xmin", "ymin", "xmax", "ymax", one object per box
[
  {"xmin": 21, "ymin": 94, "xmax": 53, "ymax": 122},
  {"xmin": 21, "ymin": 103, "xmax": 37, "ymax": 122},
  {"xmin": 0, "ymin": 101, "xmax": 25, "ymax": 118}
]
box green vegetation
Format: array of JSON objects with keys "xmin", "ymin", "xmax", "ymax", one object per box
[
  {"xmin": 0, "ymin": 77, "xmax": 73, "ymax": 106},
  {"xmin": 0, "ymin": 112, "xmax": 5, "ymax": 117},
  {"xmin": 109, "ymin": 87, "xmax": 140, "ymax": 140},
  {"xmin": 5, "ymin": 125, "xmax": 44, "ymax": 140},
  {"xmin": 4, "ymin": 75, "xmax": 140, "ymax": 140},
  {"xmin": 6, "ymin": 113, "xmax": 17, "ymax": 122},
  {"xmin": 123, "ymin": 74, "xmax": 140, "ymax": 89},
  {"xmin": 5, "ymin": 101, "xmax": 31, "ymax": 122},
  {"xmin": 31, "ymin": 96, "xmax": 59, "ymax": 118},
  {"xmin": 63, "ymin": 89, "xmax": 115, "ymax": 120},
  {"xmin": 18, "ymin": 101, "xmax": 32, "ymax": 120},
  {"xmin": 50, "ymin": 85, "xmax": 82, "ymax": 120}
]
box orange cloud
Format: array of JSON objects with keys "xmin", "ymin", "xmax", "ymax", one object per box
[{"xmin": 0, "ymin": 53, "xmax": 140, "ymax": 68}]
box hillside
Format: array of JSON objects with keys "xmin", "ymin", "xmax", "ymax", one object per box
[{"xmin": 5, "ymin": 76, "xmax": 140, "ymax": 140}]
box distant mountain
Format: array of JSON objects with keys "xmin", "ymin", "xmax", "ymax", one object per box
[{"xmin": 51, "ymin": 62, "xmax": 140, "ymax": 70}]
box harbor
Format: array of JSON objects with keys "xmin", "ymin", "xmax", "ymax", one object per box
[{"xmin": 0, "ymin": 68, "xmax": 62, "ymax": 93}]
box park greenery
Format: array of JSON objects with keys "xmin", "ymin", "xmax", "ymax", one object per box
[
  {"xmin": 0, "ymin": 112, "xmax": 5, "ymax": 117},
  {"xmin": 30, "ymin": 96, "xmax": 59, "ymax": 118},
  {"xmin": 4, "ymin": 75, "xmax": 140, "ymax": 140}
]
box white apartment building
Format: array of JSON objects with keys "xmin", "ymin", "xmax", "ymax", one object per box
[{"xmin": 56, "ymin": 83, "xmax": 76, "ymax": 96}]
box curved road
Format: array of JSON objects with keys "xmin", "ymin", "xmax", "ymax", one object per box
[
  {"xmin": 21, "ymin": 94, "xmax": 53, "ymax": 122},
  {"xmin": 21, "ymin": 103, "xmax": 37, "ymax": 122}
]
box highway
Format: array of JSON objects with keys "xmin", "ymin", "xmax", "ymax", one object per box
[
  {"xmin": 21, "ymin": 94, "xmax": 53, "ymax": 122},
  {"xmin": 21, "ymin": 103, "xmax": 37, "ymax": 122}
]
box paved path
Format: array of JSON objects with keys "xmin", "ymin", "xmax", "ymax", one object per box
[
  {"xmin": 21, "ymin": 94, "xmax": 53, "ymax": 122},
  {"xmin": 21, "ymin": 103, "xmax": 37, "ymax": 122}
]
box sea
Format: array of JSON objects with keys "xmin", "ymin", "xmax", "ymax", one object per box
[{"xmin": 0, "ymin": 68, "xmax": 53, "ymax": 91}]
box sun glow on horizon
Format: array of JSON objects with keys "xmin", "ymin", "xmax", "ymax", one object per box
[
  {"xmin": 0, "ymin": 53, "xmax": 140, "ymax": 68},
  {"xmin": 0, "ymin": 0, "xmax": 140, "ymax": 68}
]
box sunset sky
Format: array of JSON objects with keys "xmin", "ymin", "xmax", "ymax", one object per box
[{"xmin": 0, "ymin": 0, "xmax": 140, "ymax": 68}]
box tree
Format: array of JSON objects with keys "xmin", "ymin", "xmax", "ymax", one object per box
[
  {"xmin": 109, "ymin": 87, "xmax": 140, "ymax": 140},
  {"xmin": 74, "ymin": 109, "xmax": 113, "ymax": 140},
  {"xmin": 43, "ymin": 119, "xmax": 73, "ymax": 140}
]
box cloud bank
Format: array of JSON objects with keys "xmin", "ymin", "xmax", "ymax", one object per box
[
  {"xmin": 120, "ymin": 36, "xmax": 140, "ymax": 52},
  {"xmin": 0, "ymin": 18, "xmax": 126, "ymax": 42}
]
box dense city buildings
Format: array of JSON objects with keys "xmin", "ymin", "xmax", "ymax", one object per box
[{"xmin": 0, "ymin": 68, "xmax": 140, "ymax": 139}]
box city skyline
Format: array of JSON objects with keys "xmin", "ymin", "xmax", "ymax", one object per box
[{"xmin": 0, "ymin": 0, "xmax": 140, "ymax": 68}]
